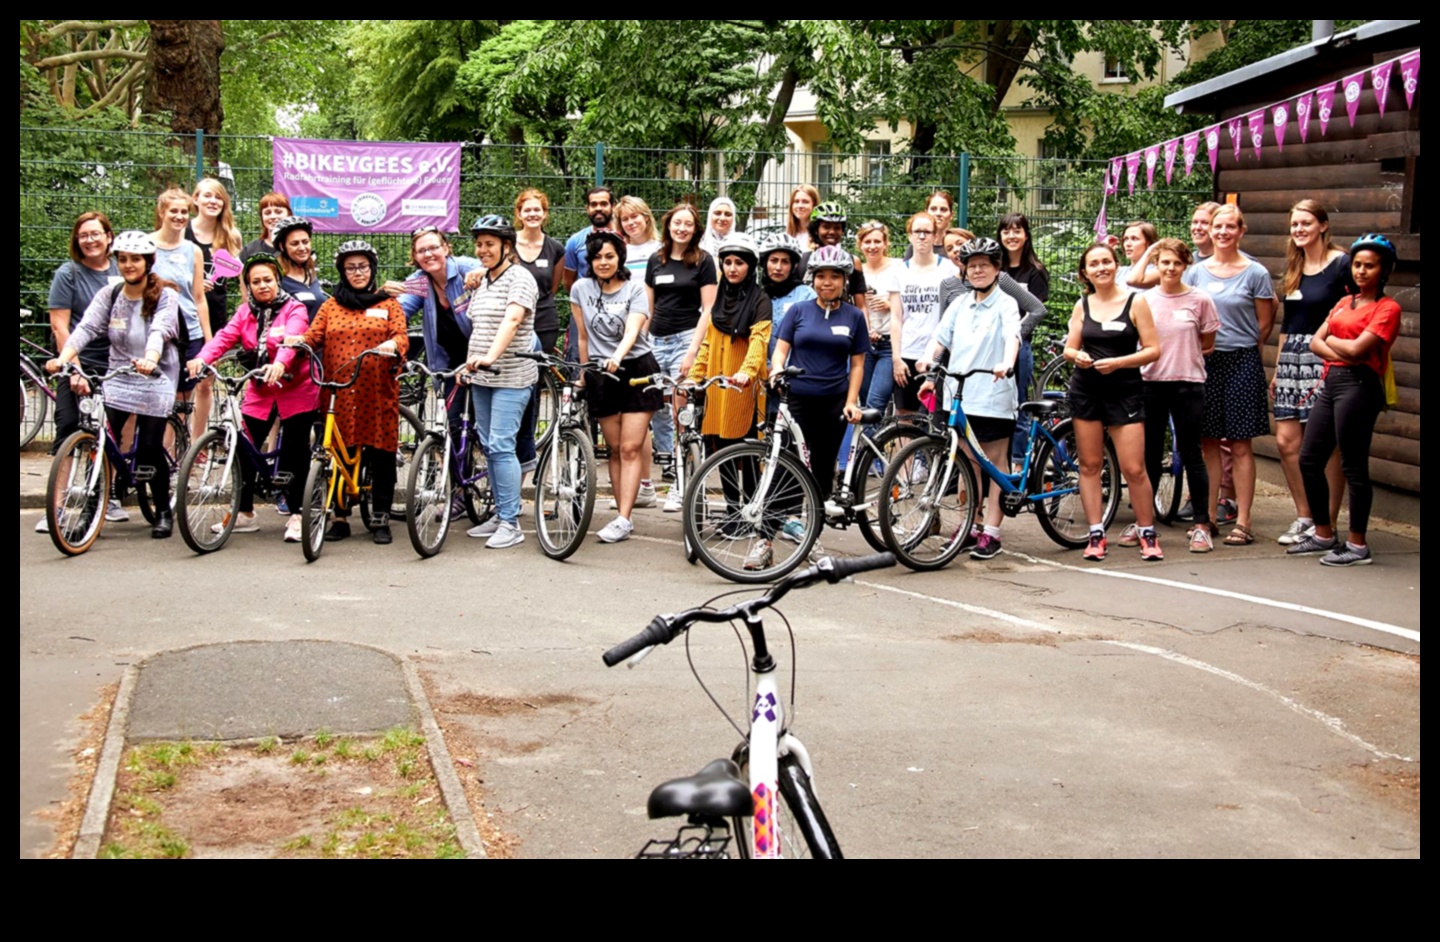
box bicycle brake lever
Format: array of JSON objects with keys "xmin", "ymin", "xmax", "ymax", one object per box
[{"xmin": 625, "ymin": 646, "xmax": 656, "ymax": 669}]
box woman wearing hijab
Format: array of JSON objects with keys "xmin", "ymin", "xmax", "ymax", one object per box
[
  {"xmin": 688, "ymin": 231, "xmax": 771, "ymax": 451},
  {"xmin": 697, "ymin": 196, "xmax": 737, "ymax": 258}
]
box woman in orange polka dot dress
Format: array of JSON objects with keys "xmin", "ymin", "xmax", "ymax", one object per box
[{"xmin": 297, "ymin": 240, "xmax": 409, "ymax": 544}]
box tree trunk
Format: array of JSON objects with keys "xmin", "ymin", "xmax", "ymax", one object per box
[{"xmin": 142, "ymin": 19, "xmax": 223, "ymax": 155}]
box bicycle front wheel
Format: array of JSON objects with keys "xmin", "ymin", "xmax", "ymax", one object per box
[
  {"xmin": 46, "ymin": 431, "xmax": 108, "ymax": 556},
  {"xmin": 534, "ymin": 368, "xmax": 560, "ymax": 453},
  {"xmin": 533, "ymin": 426, "xmax": 595, "ymax": 560},
  {"xmin": 876, "ymin": 437, "xmax": 977, "ymax": 572},
  {"xmin": 1036, "ymin": 354, "xmax": 1074, "ymax": 398},
  {"xmin": 851, "ymin": 420, "xmax": 934, "ymax": 554},
  {"xmin": 20, "ymin": 358, "xmax": 49, "ymax": 449},
  {"xmin": 300, "ymin": 458, "xmax": 332, "ymax": 562},
  {"xmin": 461, "ymin": 437, "xmax": 493, "ymax": 526},
  {"xmin": 405, "ymin": 434, "xmax": 451, "ymax": 558},
  {"xmin": 679, "ymin": 440, "xmax": 704, "ymax": 565},
  {"xmin": 1030, "ymin": 419, "xmax": 1120, "ymax": 548},
  {"xmin": 1153, "ymin": 417, "xmax": 1183, "ymax": 525},
  {"xmin": 390, "ymin": 404, "xmax": 423, "ymax": 520},
  {"xmin": 684, "ymin": 444, "xmax": 821, "ymax": 585},
  {"xmin": 176, "ymin": 428, "xmax": 240, "ymax": 554},
  {"xmin": 731, "ymin": 750, "xmax": 842, "ymax": 860}
]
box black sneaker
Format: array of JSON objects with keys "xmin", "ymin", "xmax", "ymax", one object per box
[
  {"xmin": 371, "ymin": 513, "xmax": 392, "ymax": 545},
  {"xmin": 325, "ymin": 519, "xmax": 352, "ymax": 542}
]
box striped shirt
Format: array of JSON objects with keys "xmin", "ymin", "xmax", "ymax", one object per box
[{"xmin": 466, "ymin": 262, "xmax": 538, "ymax": 388}]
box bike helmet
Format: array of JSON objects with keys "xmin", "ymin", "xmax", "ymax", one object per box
[
  {"xmin": 110, "ymin": 230, "xmax": 157, "ymax": 256},
  {"xmin": 270, "ymin": 215, "xmax": 313, "ymax": 248},
  {"xmin": 584, "ymin": 229, "xmax": 629, "ymax": 276},
  {"xmin": 470, "ymin": 213, "xmax": 516, "ymax": 244},
  {"xmin": 808, "ymin": 201, "xmax": 848, "ymax": 241},
  {"xmin": 241, "ymin": 252, "xmax": 283, "ymax": 283},
  {"xmin": 1350, "ymin": 232, "xmax": 1397, "ymax": 263},
  {"xmin": 334, "ymin": 239, "xmax": 378, "ymax": 274},
  {"xmin": 758, "ymin": 232, "xmax": 803, "ymax": 265},
  {"xmin": 806, "ymin": 243, "xmax": 854, "ymax": 279},
  {"xmin": 958, "ymin": 236, "xmax": 1003, "ymax": 266},
  {"xmin": 715, "ymin": 231, "xmax": 758, "ymax": 265}
]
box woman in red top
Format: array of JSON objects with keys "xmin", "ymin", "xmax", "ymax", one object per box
[{"xmin": 1286, "ymin": 234, "xmax": 1402, "ymax": 566}]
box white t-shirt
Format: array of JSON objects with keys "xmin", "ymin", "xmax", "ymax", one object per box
[{"xmin": 898, "ymin": 255, "xmax": 958, "ymax": 359}]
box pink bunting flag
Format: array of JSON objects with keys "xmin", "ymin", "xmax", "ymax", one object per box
[
  {"xmin": 1163, "ymin": 138, "xmax": 1178, "ymax": 183},
  {"xmin": 1271, "ymin": 103, "xmax": 1289, "ymax": 151},
  {"xmin": 400, "ymin": 272, "xmax": 430, "ymax": 297},
  {"xmin": 1204, "ymin": 125, "xmax": 1221, "ymax": 173},
  {"xmin": 1182, "ymin": 132, "xmax": 1199, "ymax": 176},
  {"xmin": 1316, "ymin": 81, "xmax": 1337, "ymax": 136},
  {"xmin": 1399, "ymin": 50, "xmax": 1420, "ymax": 110},
  {"xmin": 1371, "ymin": 60, "xmax": 1394, "ymax": 117},
  {"xmin": 1144, "ymin": 146, "xmax": 1159, "ymax": 189},
  {"xmin": 1342, "ymin": 71, "xmax": 1366, "ymax": 126},
  {"xmin": 1110, "ymin": 157, "xmax": 1123, "ymax": 193},
  {"xmin": 1093, "ymin": 203, "xmax": 1108, "ymax": 241},
  {"xmin": 1227, "ymin": 117, "xmax": 1243, "ymax": 161},
  {"xmin": 1246, "ymin": 111, "xmax": 1265, "ymax": 159},
  {"xmin": 1125, "ymin": 152, "xmax": 1140, "ymax": 192},
  {"xmin": 1295, "ymin": 91, "xmax": 1314, "ymax": 143}
]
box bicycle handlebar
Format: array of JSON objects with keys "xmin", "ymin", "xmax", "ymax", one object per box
[
  {"xmin": 51, "ymin": 362, "xmax": 153, "ymax": 384},
  {"xmin": 601, "ymin": 553, "xmax": 896, "ymax": 667},
  {"xmin": 628, "ymin": 373, "xmax": 740, "ymax": 393},
  {"xmin": 402, "ymin": 360, "xmax": 500, "ymax": 380},
  {"xmin": 284, "ymin": 342, "xmax": 397, "ymax": 390},
  {"xmin": 193, "ymin": 362, "xmax": 291, "ymax": 387}
]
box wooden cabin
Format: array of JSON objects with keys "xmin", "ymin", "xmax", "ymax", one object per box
[{"xmin": 1165, "ymin": 20, "xmax": 1420, "ymax": 495}]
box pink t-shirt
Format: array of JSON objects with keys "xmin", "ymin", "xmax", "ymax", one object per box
[{"xmin": 1142, "ymin": 286, "xmax": 1220, "ymax": 383}]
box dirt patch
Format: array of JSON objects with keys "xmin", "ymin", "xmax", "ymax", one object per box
[
  {"xmin": 437, "ymin": 691, "xmax": 591, "ymax": 717},
  {"xmin": 36, "ymin": 682, "xmax": 118, "ymax": 859},
  {"xmin": 943, "ymin": 630, "xmax": 1059, "ymax": 647},
  {"xmin": 1340, "ymin": 761, "xmax": 1420, "ymax": 818},
  {"xmin": 101, "ymin": 729, "xmax": 464, "ymax": 858}
]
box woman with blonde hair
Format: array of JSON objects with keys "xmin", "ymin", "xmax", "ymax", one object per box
[
  {"xmin": 787, "ymin": 184, "xmax": 820, "ymax": 251},
  {"xmin": 188, "ymin": 177, "xmax": 243, "ymax": 333},
  {"xmin": 151, "ymin": 187, "xmax": 210, "ymax": 437}
]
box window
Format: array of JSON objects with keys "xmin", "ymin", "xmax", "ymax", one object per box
[
  {"xmin": 1103, "ymin": 56, "xmax": 1127, "ymax": 81},
  {"xmin": 866, "ymin": 140, "xmax": 891, "ymax": 187},
  {"xmin": 815, "ymin": 147, "xmax": 835, "ymax": 200},
  {"xmin": 1038, "ymin": 139, "xmax": 1061, "ymax": 209}
]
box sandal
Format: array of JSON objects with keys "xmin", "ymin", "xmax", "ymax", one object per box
[{"xmin": 1223, "ymin": 524, "xmax": 1254, "ymax": 546}]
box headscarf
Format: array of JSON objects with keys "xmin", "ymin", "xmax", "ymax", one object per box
[
  {"xmin": 710, "ymin": 254, "xmax": 771, "ymax": 339},
  {"xmin": 761, "ymin": 255, "xmax": 804, "ymax": 300},
  {"xmin": 699, "ymin": 197, "xmax": 738, "ymax": 257},
  {"xmin": 333, "ymin": 253, "xmax": 389, "ymax": 310},
  {"xmin": 238, "ymin": 285, "xmax": 295, "ymax": 371}
]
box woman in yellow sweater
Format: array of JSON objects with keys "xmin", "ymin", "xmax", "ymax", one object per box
[{"xmin": 687, "ymin": 232, "xmax": 771, "ymax": 449}]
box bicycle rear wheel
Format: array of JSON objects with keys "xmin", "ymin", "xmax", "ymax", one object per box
[
  {"xmin": 1036, "ymin": 354, "xmax": 1073, "ymax": 398},
  {"xmin": 46, "ymin": 431, "xmax": 108, "ymax": 556},
  {"xmin": 876, "ymin": 436, "xmax": 977, "ymax": 572},
  {"xmin": 405, "ymin": 434, "xmax": 450, "ymax": 558},
  {"xmin": 177, "ymin": 428, "xmax": 240, "ymax": 554},
  {"xmin": 390, "ymin": 404, "xmax": 423, "ymax": 520},
  {"xmin": 851, "ymin": 420, "xmax": 932, "ymax": 554},
  {"xmin": 1030, "ymin": 419, "xmax": 1120, "ymax": 548},
  {"xmin": 300, "ymin": 458, "xmax": 332, "ymax": 562},
  {"xmin": 684, "ymin": 444, "xmax": 821, "ymax": 585},
  {"xmin": 533, "ymin": 426, "xmax": 595, "ymax": 560},
  {"xmin": 1153, "ymin": 416, "xmax": 1183, "ymax": 525},
  {"xmin": 461, "ymin": 437, "xmax": 493, "ymax": 526},
  {"xmin": 20, "ymin": 358, "xmax": 49, "ymax": 449}
]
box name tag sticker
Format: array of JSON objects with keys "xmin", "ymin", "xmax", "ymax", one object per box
[
  {"xmin": 1174, "ymin": 311, "xmax": 1194, "ymax": 323},
  {"xmin": 109, "ymin": 317, "xmax": 127, "ymax": 331},
  {"xmin": 1206, "ymin": 283, "xmax": 1224, "ymax": 294},
  {"xmin": 831, "ymin": 325, "xmax": 851, "ymax": 337},
  {"xmin": 107, "ymin": 275, "xmax": 124, "ymax": 286},
  {"xmin": 365, "ymin": 308, "xmax": 389, "ymax": 318},
  {"xmin": 654, "ymin": 274, "xmax": 675, "ymax": 285},
  {"xmin": 1101, "ymin": 320, "xmax": 1126, "ymax": 332},
  {"xmin": 270, "ymin": 327, "xmax": 286, "ymax": 336},
  {"xmin": 295, "ymin": 292, "xmax": 315, "ymax": 301},
  {"xmin": 535, "ymin": 259, "xmax": 549, "ymax": 268},
  {"xmin": 1284, "ymin": 290, "xmax": 1303, "ymax": 301}
]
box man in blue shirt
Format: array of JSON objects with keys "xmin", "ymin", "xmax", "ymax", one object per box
[{"xmin": 562, "ymin": 186, "xmax": 617, "ymax": 293}]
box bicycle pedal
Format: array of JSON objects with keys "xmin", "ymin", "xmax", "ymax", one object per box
[
  {"xmin": 133, "ymin": 465, "xmax": 156, "ymax": 483},
  {"xmin": 272, "ymin": 472, "xmax": 293, "ymax": 485}
]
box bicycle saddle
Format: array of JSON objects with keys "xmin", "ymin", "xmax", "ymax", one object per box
[
  {"xmin": 648, "ymin": 758, "xmax": 753, "ymax": 819},
  {"xmin": 858, "ymin": 407, "xmax": 884, "ymax": 424},
  {"xmin": 1018, "ymin": 399, "xmax": 1063, "ymax": 418}
]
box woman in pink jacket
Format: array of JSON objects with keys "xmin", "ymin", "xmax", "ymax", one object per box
[{"xmin": 187, "ymin": 254, "xmax": 319, "ymax": 542}]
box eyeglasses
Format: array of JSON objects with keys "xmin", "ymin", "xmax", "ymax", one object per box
[
  {"xmin": 343, "ymin": 263, "xmax": 372, "ymax": 274},
  {"xmin": 910, "ymin": 228, "xmax": 935, "ymax": 236},
  {"xmin": 77, "ymin": 232, "xmax": 109, "ymax": 242},
  {"xmin": 415, "ymin": 245, "xmax": 446, "ymax": 256}
]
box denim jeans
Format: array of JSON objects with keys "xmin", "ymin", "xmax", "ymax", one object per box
[
  {"xmin": 1009, "ymin": 339, "xmax": 1034, "ymax": 465},
  {"xmin": 840, "ymin": 340, "xmax": 892, "ymax": 470},
  {"xmin": 470, "ymin": 384, "xmax": 532, "ymax": 524},
  {"xmin": 648, "ymin": 329, "xmax": 694, "ymax": 456}
]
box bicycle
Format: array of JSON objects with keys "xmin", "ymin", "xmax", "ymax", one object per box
[
  {"xmin": 288, "ymin": 342, "xmax": 421, "ymax": 562},
  {"xmin": 603, "ymin": 551, "xmax": 897, "ymax": 859},
  {"xmin": 876, "ymin": 366, "xmax": 1120, "ymax": 571},
  {"xmin": 401, "ymin": 360, "xmax": 499, "ymax": 558},
  {"xmin": 174, "ymin": 362, "xmax": 296, "ymax": 554},
  {"xmin": 20, "ymin": 330, "xmax": 55, "ymax": 449},
  {"xmin": 43, "ymin": 362, "xmax": 189, "ymax": 555},
  {"xmin": 682, "ymin": 366, "xmax": 936, "ymax": 584},
  {"xmin": 518, "ymin": 351, "xmax": 617, "ymax": 561}
]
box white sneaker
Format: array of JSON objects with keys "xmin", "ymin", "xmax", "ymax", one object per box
[
  {"xmin": 1277, "ymin": 518, "xmax": 1315, "ymax": 545},
  {"xmin": 485, "ymin": 520, "xmax": 525, "ymax": 549},
  {"xmin": 34, "ymin": 515, "xmax": 49, "ymax": 533},
  {"xmin": 662, "ymin": 490, "xmax": 683, "ymax": 513},
  {"xmin": 909, "ymin": 461, "xmax": 928, "ymax": 486},
  {"xmin": 611, "ymin": 483, "xmax": 658, "ymax": 510},
  {"xmin": 106, "ymin": 499, "xmax": 130, "ymax": 522},
  {"xmin": 467, "ymin": 516, "xmax": 501, "ymax": 539},
  {"xmin": 283, "ymin": 515, "xmax": 303, "ymax": 543},
  {"xmin": 214, "ymin": 511, "xmax": 259, "ymax": 534},
  {"xmin": 597, "ymin": 516, "xmax": 634, "ymax": 543}
]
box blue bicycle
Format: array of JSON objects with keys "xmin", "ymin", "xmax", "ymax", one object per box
[{"xmin": 876, "ymin": 366, "xmax": 1119, "ymax": 570}]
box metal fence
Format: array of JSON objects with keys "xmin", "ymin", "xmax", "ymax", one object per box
[{"xmin": 21, "ymin": 127, "xmax": 1211, "ymax": 348}]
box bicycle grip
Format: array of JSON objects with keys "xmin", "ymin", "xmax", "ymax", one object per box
[
  {"xmin": 602, "ymin": 615, "xmax": 676, "ymax": 667},
  {"xmin": 823, "ymin": 552, "xmax": 896, "ymax": 582},
  {"xmin": 628, "ymin": 374, "xmax": 657, "ymax": 387}
]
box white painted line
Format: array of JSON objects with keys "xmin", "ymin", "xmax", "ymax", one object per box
[
  {"xmin": 1005, "ymin": 550, "xmax": 1419, "ymax": 645},
  {"xmin": 1099, "ymin": 640, "xmax": 1415, "ymax": 762},
  {"xmin": 854, "ymin": 580, "xmax": 1059, "ymax": 633}
]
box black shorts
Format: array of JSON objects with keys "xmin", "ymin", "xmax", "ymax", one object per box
[
  {"xmin": 177, "ymin": 338, "xmax": 205, "ymax": 393},
  {"xmin": 895, "ymin": 358, "xmax": 927, "ymax": 411},
  {"xmin": 964, "ymin": 414, "xmax": 1016, "ymax": 444},
  {"xmin": 1068, "ymin": 381, "xmax": 1144, "ymax": 427},
  {"xmin": 587, "ymin": 352, "xmax": 664, "ymax": 419}
]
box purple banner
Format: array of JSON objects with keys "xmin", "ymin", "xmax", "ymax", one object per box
[
  {"xmin": 1271, "ymin": 103, "xmax": 1289, "ymax": 151},
  {"xmin": 1316, "ymin": 82, "xmax": 1337, "ymax": 136},
  {"xmin": 1204, "ymin": 125, "xmax": 1221, "ymax": 173},
  {"xmin": 273, "ymin": 137, "xmax": 461, "ymax": 234},
  {"xmin": 1246, "ymin": 111, "xmax": 1265, "ymax": 159},
  {"xmin": 1163, "ymin": 138, "xmax": 1178, "ymax": 184},
  {"xmin": 1125, "ymin": 152, "xmax": 1140, "ymax": 192},
  {"xmin": 1371, "ymin": 60, "xmax": 1394, "ymax": 117},
  {"xmin": 1295, "ymin": 91, "xmax": 1314, "ymax": 143},
  {"xmin": 1227, "ymin": 117, "xmax": 1243, "ymax": 161},
  {"xmin": 1144, "ymin": 145, "xmax": 1159, "ymax": 189},
  {"xmin": 1342, "ymin": 71, "xmax": 1365, "ymax": 127},
  {"xmin": 1182, "ymin": 132, "xmax": 1199, "ymax": 176},
  {"xmin": 1400, "ymin": 51, "xmax": 1420, "ymax": 110}
]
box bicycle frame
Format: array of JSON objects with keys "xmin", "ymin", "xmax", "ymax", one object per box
[{"xmin": 203, "ymin": 367, "xmax": 287, "ymax": 495}]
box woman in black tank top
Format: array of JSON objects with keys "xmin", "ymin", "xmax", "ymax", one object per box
[{"xmin": 1062, "ymin": 243, "xmax": 1161, "ymax": 560}]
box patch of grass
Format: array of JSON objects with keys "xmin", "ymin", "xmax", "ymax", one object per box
[
  {"xmin": 289, "ymin": 749, "xmax": 311, "ymax": 766},
  {"xmin": 256, "ymin": 736, "xmax": 277, "ymax": 754},
  {"xmin": 315, "ymin": 729, "xmax": 335, "ymax": 749},
  {"xmin": 203, "ymin": 742, "xmax": 225, "ymax": 756},
  {"xmin": 100, "ymin": 821, "xmax": 189, "ymax": 859},
  {"xmin": 281, "ymin": 834, "xmax": 313, "ymax": 851},
  {"xmin": 311, "ymin": 753, "xmax": 327, "ymax": 766},
  {"xmin": 395, "ymin": 755, "xmax": 416, "ymax": 778},
  {"xmin": 379, "ymin": 727, "xmax": 424, "ymax": 754},
  {"xmin": 361, "ymin": 746, "xmax": 380, "ymax": 761},
  {"xmin": 140, "ymin": 770, "xmax": 177, "ymax": 791},
  {"xmin": 332, "ymin": 738, "xmax": 354, "ymax": 759}
]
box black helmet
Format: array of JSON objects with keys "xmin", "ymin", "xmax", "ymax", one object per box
[
  {"xmin": 470, "ymin": 213, "xmax": 516, "ymax": 244},
  {"xmin": 334, "ymin": 239, "xmax": 378, "ymax": 274},
  {"xmin": 958, "ymin": 236, "xmax": 1003, "ymax": 266}
]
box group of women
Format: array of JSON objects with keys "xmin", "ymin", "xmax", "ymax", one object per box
[{"xmin": 38, "ymin": 180, "xmax": 1403, "ymax": 570}]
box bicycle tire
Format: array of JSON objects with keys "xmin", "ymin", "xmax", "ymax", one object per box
[
  {"xmin": 20, "ymin": 357, "xmax": 49, "ymax": 449},
  {"xmin": 300, "ymin": 457, "xmax": 332, "ymax": 562},
  {"xmin": 405, "ymin": 434, "xmax": 451, "ymax": 558},
  {"xmin": 46, "ymin": 430, "xmax": 108, "ymax": 556},
  {"xmin": 730, "ymin": 750, "xmax": 842, "ymax": 859},
  {"xmin": 176, "ymin": 428, "xmax": 240, "ymax": 554},
  {"xmin": 533, "ymin": 426, "xmax": 596, "ymax": 560},
  {"xmin": 680, "ymin": 441, "xmax": 703, "ymax": 565},
  {"xmin": 1035, "ymin": 354, "xmax": 1075, "ymax": 401},
  {"xmin": 535, "ymin": 368, "xmax": 560, "ymax": 453},
  {"xmin": 1030, "ymin": 419, "xmax": 1120, "ymax": 548},
  {"xmin": 851, "ymin": 420, "xmax": 934, "ymax": 554},
  {"xmin": 462, "ymin": 437, "xmax": 493, "ymax": 526},
  {"xmin": 1153, "ymin": 416, "xmax": 1183, "ymax": 525},
  {"xmin": 391, "ymin": 404, "xmax": 423, "ymax": 521},
  {"xmin": 876, "ymin": 436, "xmax": 977, "ymax": 572},
  {"xmin": 683, "ymin": 443, "xmax": 821, "ymax": 585},
  {"xmin": 136, "ymin": 414, "xmax": 188, "ymax": 525}
]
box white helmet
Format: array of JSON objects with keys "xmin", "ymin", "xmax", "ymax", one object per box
[
  {"xmin": 111, "ymin": 230, "xmax": 157, "ymax": 256},
  {"xmin": 715, "ymin": 231, "xmax": 758, "ymax": 265}
]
